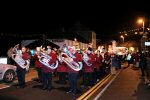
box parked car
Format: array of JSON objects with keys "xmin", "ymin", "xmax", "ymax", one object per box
[{"xmin": 0, "ymin": 64, "xmax": 16, "ymax": 83}]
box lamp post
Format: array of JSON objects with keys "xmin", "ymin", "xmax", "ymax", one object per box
[
  {"xmin": 138, "ymin": 19, "xmax": 145, "ymax": 51},
  {"xmin": 138, "ymin": 19, "xmax": 145, "ymax": 34}
]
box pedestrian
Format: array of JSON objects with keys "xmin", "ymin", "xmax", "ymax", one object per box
[
  {"xmin": 110, "ymin": 54, "xmax": 117, "ymax": 75},
  {"xmin": 139, "ymin": 50, "xmax": 147, "ymax": 79}
]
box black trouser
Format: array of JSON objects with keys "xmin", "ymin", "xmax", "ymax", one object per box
[
  {"xmin": 83, "ymin": 72, "xmax": 94, "ymax": 87},
  {"xmin": 43, "ymin": 72, "xmax": 52, "ymax": 89},
  {"xmin": 93, "ymin": 68, "xmax": 99, "ymax": 84},
  {"xmin": 36, "ymin": 67, "xmax": 43, "ymax": 82},
  {"xmin": 59, "ymin": 72, "xmax": 67, "ymax": 84},
  {"xmin": 141, "ymin": 65, "xmax": 145, "ymax": 77},
  {"xmin": 68, "ymin": 73, "xmax": 78, "ymax": 93},
  {"xmin": 16, "ymin": 68, "xmax": 26, "ymax": 88},
  {"xmin": 140, "ymin": 62, "xmax": 146, "ymax": 77}
]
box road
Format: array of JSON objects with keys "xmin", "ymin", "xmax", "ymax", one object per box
[
  {"xmin": 98, "ymin": 66, "xmax": 150, "ymax": 100},
  {"xmin": 1, "ymin": 63, "xmax": 150, "ymax": 100}
]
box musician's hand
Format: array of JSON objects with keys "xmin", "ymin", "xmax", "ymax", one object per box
[
  {"xmin": 37, "ymin": 55, "xmax": 41, "ymax": 59},
  {"xmin": 69, "ymin": 58, "xmax": 73, "ymax": 62}
]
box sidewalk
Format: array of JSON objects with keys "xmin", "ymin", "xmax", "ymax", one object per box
[
  {"xmin": 0, "ymin": 68, "xmax": 38, "ymax": 89},
  {"xmin": 99, "ymin": 66, "xmax": 150, "ymax": 100}
]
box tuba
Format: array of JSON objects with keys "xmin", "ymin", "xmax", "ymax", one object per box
[
  {"xmin": 38, "ymin": 48, "xmax": 58, "ymax": 69},
  {"xmin": 9, "ymin": 44, "xmax": 30, "ymax": 71},
  {"xmin": 58, "ymin": 46, "xmax": 82, "ymax": 71},
  {"xmin": 82, "ymin": 51, "xmax": 92, "ymax": 66}
]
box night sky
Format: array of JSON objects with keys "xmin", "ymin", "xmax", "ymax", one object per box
[{"xmin": 0, "ymin": 2, "xmax": 149, "ymax": 39}]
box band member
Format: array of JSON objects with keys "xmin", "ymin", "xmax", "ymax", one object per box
[
  {"xmin": 102, "ymin": 50, "xmax": 110, "ymax": 74},
  {"xmin": 52, "ymin": 47, "xmax": 58, "ymax": 77},
  {"xmin": 16, "ymin": 46, "xmax": 30, "ymax": 88},
  {"xmin": 42, "ymin": 46, "xmax": 57, "ymax": 91},
  {"xmin": 93, "ymin": 50, "xmax": 103, "ymax": 83},
  {"xmin": 66, "ymin": 46, "xmax": 82, "ymax": 95},
  {"xmin": 57, "ymin": 49, "xmax": 68, "ymax": 84},
  {"xmin": 33, "ymin": 48, "xmax": 44, "ymax": 83},
  {"xmin": 83, "ymin": 47, "xmax": 95, "ymax": 88}
]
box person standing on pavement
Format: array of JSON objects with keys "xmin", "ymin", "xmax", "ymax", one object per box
[
  {"xmin": 93, "ymin": 50, "xmax": 103, "ymax": 83},
  {"xmin": 110, "ymin": 53, "xmax": 117, "ymax": 75},
  {"xmin": 83, "ymin": 47, "xmax": 95, "ymax": 88},
  {"xmin": 135, "ymin": 50, "xmax": 140, "ymax": 68},
  {"xmin": 139, "ymin": 50, "xmax": 147, "ymax": 79},
  {"xmin": 66, "ymin": 46, "xmax": 82, "ymax": 95},
  {"xmin": 33, "ymin": 47, "xmax": 44, "ymax": 83},
  {"xmin": 126, "ymin": 52, "xmax": 134, "ymax": 67},
  {"xmin": 42, "ymin": 46, "xmax": 57, "ymax": 91},
  {"xmin": 57, "ymin": 49, "xmax": 68, "ymax": 85},
  {"xmin": 16, "ymin": 46, "xmax": 30, "ymax": 88}
]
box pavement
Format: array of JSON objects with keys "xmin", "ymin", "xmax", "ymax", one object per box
[
  {"xmin": 0, "ymin": 68, "xmax": 38, "ymax": 89},
  {"xmin": 98, "ymin": 65, "xmax": 150, "ymax": 100}
]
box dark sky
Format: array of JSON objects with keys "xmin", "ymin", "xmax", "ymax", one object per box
[{"xmin": 0, "ymin": 2, "xmax": 149, "ymax": 38}]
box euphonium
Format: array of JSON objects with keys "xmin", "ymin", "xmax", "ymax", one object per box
[
  {"xmin": 58, "ymin": 46, "xmax": 82, "ymax": 71},
  {"xmin": 9, "ymin": 44, "xmax": 30, "ymax": 71},
  {"xmin": 82, "ymin": 51, "xmax": 92, "ymax": 66},
  {"xmin": 39, "ymin": 50, "xmax": 58, "ymax": 69}
]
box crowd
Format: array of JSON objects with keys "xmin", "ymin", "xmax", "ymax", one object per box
[{"xmin": 7, "ymin": 43, "xmax": 150, "ymax": 95}]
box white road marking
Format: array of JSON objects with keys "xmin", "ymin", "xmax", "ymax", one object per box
[{"xmin": 94, "ymin": 69, "xmax": 122, "ymax": 100}]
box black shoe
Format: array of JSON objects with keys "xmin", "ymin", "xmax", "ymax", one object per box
[
  {"xmin": 21, "ymin": 85, "xmax": 26, "ymax": 88},
  {"xmin": 42, "ymin": 86, "xmax": 47, "ymax": 90},
  {"xmin": 66, "ymin": 90, "xmax": 72, "ymax": 94},
  {"xmin": 72, "ymin": 93, "xmax": 76, "ymax": 96},
  {"xmin": 17, "ymin": 85, "xmax": 25, "ymax": 89},
  {"xmin": 16, "ymin": 86, "xmax": 21, "ymax": 89},
  {"xmin": 47, "ymin": 88, "xmax": 52, "ymax": 92},
  {"xmin": 72, "ymin": 91, "xmax": 77, "ymax": 95}
]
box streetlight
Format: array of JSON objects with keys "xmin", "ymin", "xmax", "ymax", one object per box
[
  {"xmin": 137, "ymin": 18, "xmax": 146, "ymax": 52},
  {"xmin": 138, "ymin": 19, "xmax": 144, "ymax": 34},
  {"xmin": 120, "ymin": 35, "xmax": 124, "ymax": 43}
]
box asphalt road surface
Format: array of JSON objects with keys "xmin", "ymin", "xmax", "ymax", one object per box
[{"xmin": 99, "ymin": 66, "xmax": 150, "ymax": 100}]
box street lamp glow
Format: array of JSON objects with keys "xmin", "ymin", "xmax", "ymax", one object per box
[
  {"xmin": 120, "ymin": 35, "xmax": 124, "ymax": 43},
  {"xmin": 137, "ymin": 18, "xmax": 145, "ymax": 34},
  {"xmin": 120, "ymin": 35, "xmax": 124, "ymax": 38},
  {"xmin": 138, "ymin": 19, "xmax": 144, "ymax": 23}
]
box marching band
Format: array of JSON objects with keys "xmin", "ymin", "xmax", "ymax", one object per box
[{"xmin": 8, "ymin": 43, "xmax": 111, "ymax": 95}]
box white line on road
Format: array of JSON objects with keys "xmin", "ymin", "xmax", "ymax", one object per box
[{"xmin": 94, "ymin": 69, "xmax": 122, "ymax": 100}]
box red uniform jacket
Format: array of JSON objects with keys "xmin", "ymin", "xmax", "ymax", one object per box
[
  {"xmin": 84, "ymin": 53, "xmax": 95, "ymax": 73},
  {"xmin": 67, "ymin": 52, "xmax": 83, "ymax": 73},
  {"xmin": 17, "ymin": 52, "xmax": 30, "ymax": 69},
  {"xmin": 42, "ymin": 52, "xmax": 57, "ymax": 73},
  {"xmin": 33, "ymin": 54, "xmax": 44, "ymax": 68},
  {"xmin": 57, "ymin": 62, "xmax": 68, "ymax": 72},
  {"xmin": 94, "ymin": 54, "xmax": 103, "ymax": 70},
  {"xmin": 103, "ymin": 52, "xmax": 110, "ymax": 64}
]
